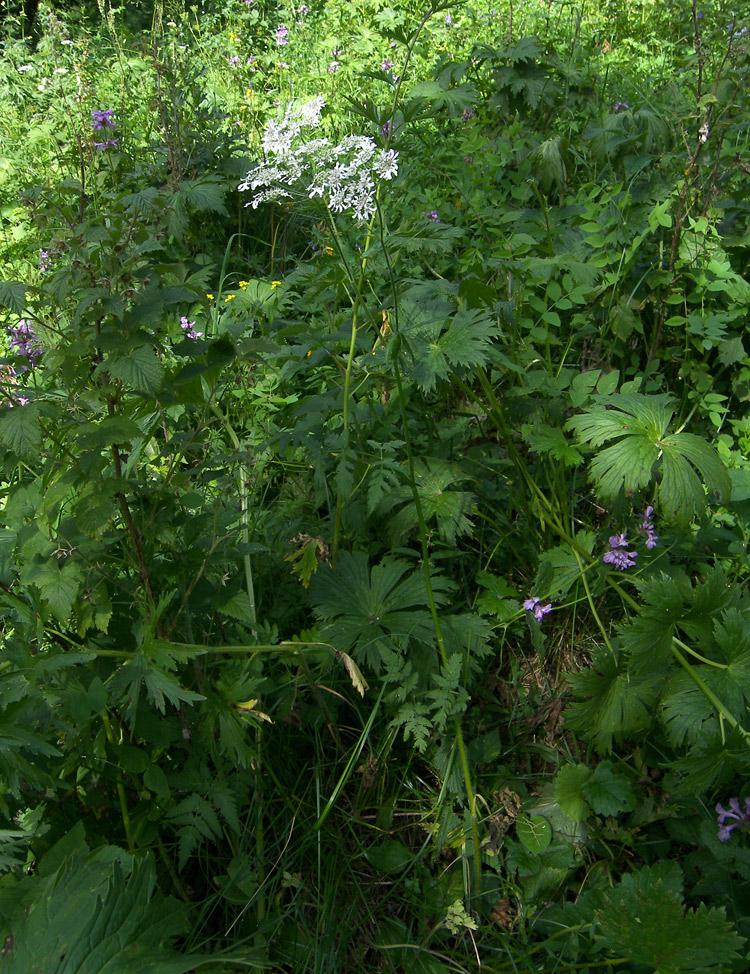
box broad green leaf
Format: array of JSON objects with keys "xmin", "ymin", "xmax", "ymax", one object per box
[
  {"xmin": 554, "ymin": 763, "xmax": 592, "ymax": 822},
  {"xmin": 31, "ymin": 559, "xmax": 83, "ymax": 622},
  {"xmin": 101, "ymin": 344, "xmax": 164, "ymax": 394},
  {"xmin": 516, "ymin": 814, "xmax": 552, "ymax": 853},
  {"xmin": 581, "ymin": 761, "xmax": 636, "ymax": 816},
  {"xmin": 0, "ymin": 281, "xmax": 26, "ymax": 315},
  {"xmin": 0, "ymin": 402, "xmax": 41, "ymax": 458},
  {"xmin": 595, "ymin": 863, "xmax": 744, "ymax": 972}
]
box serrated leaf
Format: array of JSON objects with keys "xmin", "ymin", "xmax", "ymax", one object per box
[
  {"xmin": 521, "ymin": 424, "xmax": 583, "ymax": 466},
  {"xmin": 581, "ymin": 761, "xmax": 636, "ymax": 816},
  {"xmin": 595, "ymin": 862, "xmax": 744, "ymax": 972},
  {"xmin": 565, "ymin": 646, "xmax": 660, "ymax": 752},
  {"xmin": 32, "ymin": 559, "xmax": 83, "ymax": 622},
  {"xmin": 0, "ymin": 402, "xmax": 41, "ymax": 458},
  {"xmin": 0, "ymin": 281, "xmax": 26, "ymax": 314},
  {"xmin": 102, "ymin": 345, "xmax": 164, "ymax": 394},
  {"xmin": 554, "ymin": 763, "xmax": 592, "ymax": 822}
]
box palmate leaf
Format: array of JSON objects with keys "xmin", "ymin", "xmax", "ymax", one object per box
[
  {"xmin": 2, "ymin": 841, "xmax": 222, "ymax": 974},
  {"xmin": 566, "ymin": 393, "xmax": 730, "ymax": 520},
  {"xmin": 402, "ymin": 300, "xmax": 496, "ymax": 393},
  {"xmin": 565, "ymin": 644, "xmax": 660, "ymax": 752},
  {"xmin": 595, "ymin": 862, "xmax": 744, "ymax": 973},
  {"xmin": 309, "ymin": 552, "xmax": 452, "ymax": 673}
]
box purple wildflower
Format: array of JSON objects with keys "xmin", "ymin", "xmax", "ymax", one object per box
[
  {"xmin": 445, "ymin": 13, "xmax": 453, "ymax": 24},
  {"xmin": 328, "ymin": 61, "xmax": 339, "ymax": 74},
  {"xmin": 180, "ymin": 316, "xmax": 203, "ymax": 340},
  {"xmin": 462, "ymin": 108, "xmax": 474, "ymax": 122},
  {"xmin": 423, "ymin": 210, "xmax": 440, "ymax": 223},
  {"xmin": 523, "ymin": 597, "xmax": 552, "ymax": 622},
  {"xmin": 8, "ymin": 320, "xmax": 42, "ymax": 369},
  {"xmin": 380, "ymin": 57, "xmax": 394, "ymax": 71},
  {"xmin": 332, "ymin": 46, "xmax": 342, "ymax": 57},
  {"xmin": 614, "ymin": 101, "xmax": 629, "ymax": 112},
  {"xmin": 275, "ymin": 25, "xmax": 289, "ymax": 45},
  {"xmin": 602, "ymin": 532, "xmax": 638, "ymax": 570},
  {"xmin": 639, "ymin": 506, "xmax": 659, "ymax": 549},
  {"xmin": 299, "ymin": 3, "xmax": 309, "ymax": 14},
  {"xmin": 39, "ymin": 249, "xmax": 51, "ymax": 271},
  {"xmin": 229, "ymin": 55, "xmax": 240, "ymax": 67},
  {"xmin": 91, "ymin": 109, "xmax": 115, "ymax": 130},
  {"xmin": 381, "ymin": 119, "xmax": 392, "ymax": 138},
  {"xmin": 94, "ymin": 139, "xmax": 119, "ymax": 150},
  {"xmin": 717, "ymin": 798, "xmax": 750, "ymax": 841}
]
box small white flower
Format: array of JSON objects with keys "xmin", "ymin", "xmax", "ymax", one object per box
[
  {"xmin": 18, "ymin": 64, "xmax": 33, "ymax": 72},
  {"xmin": 53, "ymin": 67, "xmax": 67, "ymax": 75},
  {"xmin": 375, "ymin": 149, "xmax": 399, "ymax": 180}
]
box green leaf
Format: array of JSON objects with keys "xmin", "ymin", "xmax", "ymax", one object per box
[
  {"xmin": 554, "ymin": 763, "xmax": 592, "ymax": 822},
  {"xmin": 567, "ymin": 393, "xmax": 729, "ymax": 519},
  {"xmin": 366, "ymin": 839, "xmax": 414, "ymax": 875},
  {"xmin": 0, "ymin": 281, "xmax": 26, "ymax": 315},
  {"xmin": 0, "ymin": 402, "xmax": 41, "ymax": 459},
  {"xmin": 581, "ymin": 761, "xmax": 636, "ymax": 816},
  {"xmin": 516, "ymin": 814, "xmax": 552, "ymax": 853},
  {"xmin": 595, "ymin": 863, "xmax": 744, "ymax": 972},
  {"xmin": 31, "ymin": 559, "xmax": 84, "ymax": 622},
  {"xmin": 101, "ymin": 345, "xmax": 164, "ymax": 395},
  {"xmin": 565, "ymin": 645, "xmax": 660, "ymax": 752},
  {"xmin": 3, "ymin": 846, "xmax": 222, "ymax": 973},
  {"xmin": 521, "ymin": 424, "xmax": 583, "ymax": 466}
]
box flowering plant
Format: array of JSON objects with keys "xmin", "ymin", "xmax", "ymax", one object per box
[{"xmin": 238, "ymin": 98, "xmax": 398, "ymax": 222}]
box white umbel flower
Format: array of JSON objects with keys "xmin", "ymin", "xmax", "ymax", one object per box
[{"xmin": 239, "ymin": 98, "xmax": 399, "ymax": 222}]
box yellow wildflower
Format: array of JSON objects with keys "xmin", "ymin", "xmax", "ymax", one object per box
[
  {"xmin": 325, "ymin": 246, "xmax": 334, "ymax": 256},
  {"xmin": 206, "ymin": 293, "xmax": 214, "ymax": 300},
  {"xmin": 239, "ymin": 281, "xmax": 249, "ymax": 289},
  {"xmin": 271, "ymin": 281, "xmax": 282, "ymax": 289},
  {"xmin": 225, "ymin": 294, "xmax": 235, "ymax": 302}
]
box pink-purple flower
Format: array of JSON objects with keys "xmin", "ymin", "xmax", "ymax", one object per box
[
  {"xmin": 91, "ymin": 109, "xmax": 115, "ymax": 130},
  {"xmin": 602, "ymin": 533, "xmax": 638, "ymax": 570},
  {"xmin": 275, "ymin": 25, "xmax": 289, "ymax": 45},
  {"xmin": 639, "ymin": 506, "xmax": 659, "ymax": 549},
  {"xmin": 8, "ymin": 320, "xmax": 42, "ymax": 369},
  {"xmin": 717, "ymin": 798, "xmax": 750, "ymax": 841},
  {"xmin": 523, "ymin": 597, "xmax": 552, "ymax": 622},
  {"xmin": 180, "ymin": 316, "xmax": 203, "ymax": 339}
]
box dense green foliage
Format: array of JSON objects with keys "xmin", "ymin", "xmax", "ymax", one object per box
[{"xmin": 1, "ymin": 0, "xmax": 750, "ymax": 970}]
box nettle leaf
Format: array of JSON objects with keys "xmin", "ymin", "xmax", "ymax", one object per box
[
  {"xmin": 101, "ymin": 345, "xmax": 164, "ymax": 395},
  {"xmin": 29, "ymin": 559, "xmax": 84, "ymax": 622},
  {"xmin": 0, "ymin": 402, "xmax": 42, "ymax": 459},
  {"xmin": 0, "ymin": 281, "xmax": 26, "ymax": 315},
  {"xmin": 595, "ymin": 862, "xmax": 744, "ymax": 972},
  {"xmin": 567, "ymin": 393, "xmax": 730, "ymax": 520}
]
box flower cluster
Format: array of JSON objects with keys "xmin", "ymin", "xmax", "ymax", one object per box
[
  {"xmin": 1, "ymin": 365, "xmax": 29, "ymax": 407},
  {"xmin": 91, "ymin": 108, "xmax": 118, "ymax": 150},
  {"xmin": 39, "ymin": 249, "xmax": 52, "ymax": 272},
  {"xmin": 717, "ymin": 798, "xmax": 750, "ymax": 841},
  {"xmin": 614, "ymin": 101, "xmax": 629, "ymax": 112},
  {"xmin": 639, "ymin": 506, "xmax": 659, "ymax": 549},
  {"xmin": 180, "ymin": 316, "xmax": 203, "ymax": 339},
  {"xmin": 423, "ymin": 209, "xmax": 440, "ymax": 223},
  {"xmin": 239, "ymin": 98, "xmax": 399, "ymax": 222},
  {"xmin": 602, "ymin": 533, "xmax": 638, "ymax": 571},
  {"xmin": 523, "ymin": 597, "xmax": 552, "ymax": 622},
  {"xmin": 8, "ymin": 320, "xmax": 42, "ymax": 369},
  {"xmin": 275, "ymin": 25, "xmax": 289, "ymax": 45}
]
